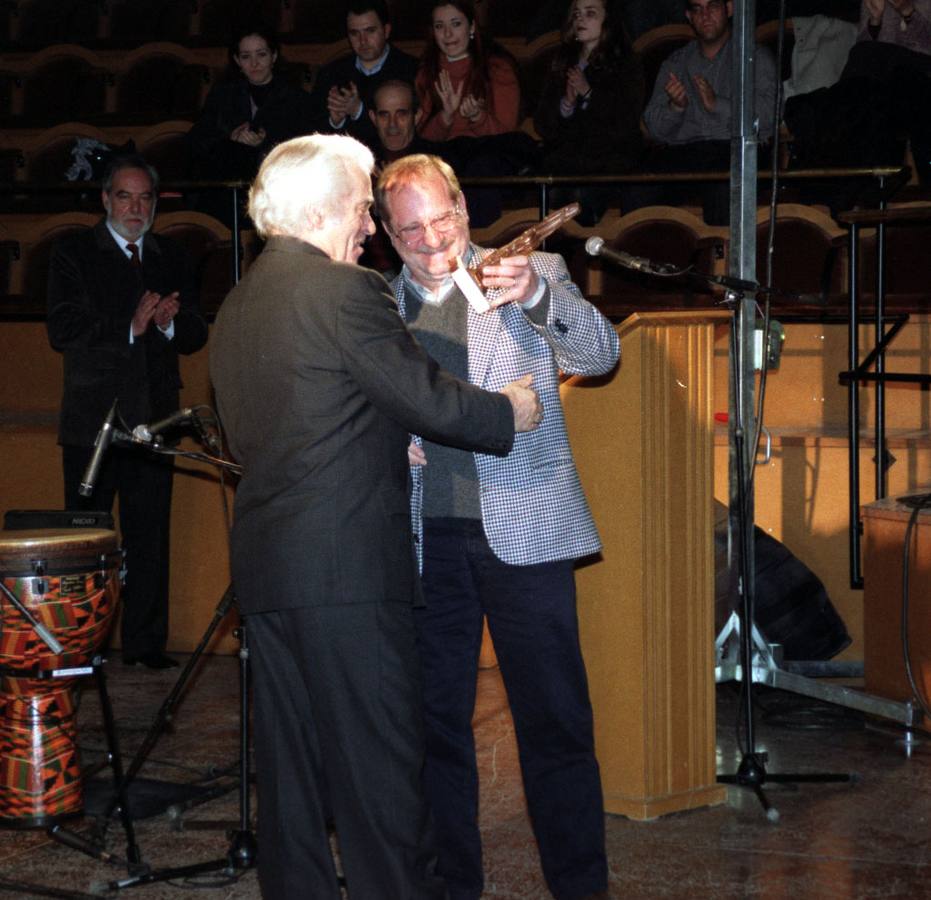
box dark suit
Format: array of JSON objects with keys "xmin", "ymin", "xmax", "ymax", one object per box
[
  {"xmin": 209, "ymin": 236, "xmax": 514, "ymax": 899},
  {"xmin": 310, "ymin": 46, "xmax": 419, "ymax": 150},
  {"xmin": 47, "ymin": 220, "xmax": 208, "ymax": 656}
]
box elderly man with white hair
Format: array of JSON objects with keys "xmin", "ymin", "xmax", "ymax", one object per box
[{"xmin": 210, "ymin": 134, "xmax": 541, "ymax": 899}]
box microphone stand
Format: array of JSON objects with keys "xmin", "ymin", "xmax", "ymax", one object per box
[
  {"xmin": 87, "ymin": 426, "xmax": 254, "ymax": 892},
  {"xmin": 693, "ymin": 271, "xmax": 854, "ymax": 819}
]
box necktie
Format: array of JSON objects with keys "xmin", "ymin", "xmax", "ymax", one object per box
[{"xmin": 127, "ymin": 243, "xmax": 141, "ymax": 266}]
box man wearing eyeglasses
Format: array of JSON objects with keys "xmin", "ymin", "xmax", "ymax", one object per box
[
  {"xmin": 637, "ymin": 0, "xmax": 777, "ymax": 222},
  {"xmin": 375, "ymin": 154, "xmax": 620, "ymax": 900}
]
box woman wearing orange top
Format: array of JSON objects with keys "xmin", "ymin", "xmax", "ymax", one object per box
[{"xmin": 416, "ymin": 0, "xmax": 520, "ymax": 142}]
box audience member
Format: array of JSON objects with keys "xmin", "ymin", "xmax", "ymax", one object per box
[
  {"xmin": 376, "ymin": 153, "xmax": 619, "ymax": 900},
  {"xmin": 848, "ymin": 0, "xmax": 931, "ymax": 181},
  {"xmin": 416, "ymin": 0, "xmax": 537, "ymax": 225},
  {"xmin": 363, "ymin": 79, "xmax": 443, "ymax": 277},
  {"xmin": 637, "ymin": 0, "xmax": 777, "ymax": 223},
  {"xmin": 370, "ymin": 79, "xmax": 441, "ymax": 164},
  {"xmin": 784, "ymin": 0, "xmax": 931, "ymax": 202},
  {"xmin": 188, "ymin": 26, "xmax": 313, "ymax": 183},
  {"xmin": 857, "ymin": 0, "xmax": 930, "ymax": 53},
  {"xmin": 416, "ymin": 0, "xmax": 520, "ymax": 140},
  {"xmin": 534, "ymin": 0, "xmax": 645, "ymax": 224},
  {"xmin": 47, "ymin": 156, "xmax": 208, "ymax": 670},
  {"xmin": 310, "ymin": 0, "xmax": 419, "ymax": 151}
]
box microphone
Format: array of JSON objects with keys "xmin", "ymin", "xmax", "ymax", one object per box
[
  {"xmin": 79, "ymin": 398, "xmax": 119, "ymax": 497},
  {"xmin": 585, "ymin": 236, "xmax": 676, "ymax": 274},
  {"xmin": 131, "ymin": 407, "xmax": 195, "ymax": 443}
]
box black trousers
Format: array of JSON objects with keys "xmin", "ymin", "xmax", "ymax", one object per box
[
  {"xmin": 416, "ymin": 518, "xmax": 607, "ymax": 900},
  {"xmin": 62, "ymin": 443, "xmax": 173, "ymax": 657},
  {"xmin": 247, "ymin": 602, "xmax": 447, "ymax": 900}
]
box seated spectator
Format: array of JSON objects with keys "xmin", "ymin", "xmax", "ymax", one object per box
[
  {"xmin": 534, "ymin": 0, "xmax": 644, "ymax": 224},
  {"xmin": 309, "ymin": 1, "xmax": 419, "ymax": 152},
  {"xmin": 416, "ymin": 0, "xmax": 520, "ymax": 141},
  {"xmin": 188, "ymin": 26, "xmax": 313, "ymax": 183},
  {"xmin": 362, "ymin": 79, "xmax": 443, "ymax": 276},
  {"xmin": 415, "ymin": 0, "xmax": 538, "ymax": 225},
  {"xmin": 784, "ymin": 0, "xmax": 930, "ymax": 204},
  {"xmin": 187, "ymin": 26, "xmax": 313, "ymax": 223},
  {"xmin": 851, "ymin": 0, "xmax": 931, "ymax": 180},
  {"xmin": 635, "ymin": 0, "xmax": 777, "ymax": 223},
  {"xmin": 370, "ymin": 79, "xmax": 443, "ymax": 165}
]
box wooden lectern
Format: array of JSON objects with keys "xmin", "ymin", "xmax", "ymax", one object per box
[{"xmin": 561, "ymin": 310, "xmax": 729, "ymax": 820}]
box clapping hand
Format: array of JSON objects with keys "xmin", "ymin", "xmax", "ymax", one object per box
[
  {"xmin": 436, "ymin": 70, "xmax": 465, "ymax": 125},
  {"xmin": 692, "ymin": 74, "xmax": 717, "ymax": 112},
  {"xmin": 886, "ymin": 0, "xmax": 915, "ymax": 19},
  {"xmin": 459, "ymin": 93, "xmax": 486, "ymax": 124},
  {"xmin": 153, "ymin": 292, "xmax": 180, "ymax": 331},
  {"xmin": 664, "ymin": 72, "xmax": 688, "ymax": 110},
  {"xmin": 327, "ymin": 82, "xmax": 362, "ymax": 125},
  {"xmin": 864, "ymin": 0, "xmax": 885, "ymax": 23}
]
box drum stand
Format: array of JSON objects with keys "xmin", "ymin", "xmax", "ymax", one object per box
[{"xmin": 0, "ymin": 654, "xmax": 144, "ymax": 899}]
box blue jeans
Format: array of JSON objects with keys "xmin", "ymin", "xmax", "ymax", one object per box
[{"xmin": 416, "ymin": 517, "xmax": 607, "ymax": 900}]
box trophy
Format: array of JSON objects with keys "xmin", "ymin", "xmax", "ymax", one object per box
[{"xmin": 449, "ymin": 202, "xmax": 581, "ymax": 313}]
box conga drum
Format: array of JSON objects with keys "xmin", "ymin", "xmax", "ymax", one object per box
[{"xmin": 0, "ymin": 528, "xmax": 122, "ymax": 827}]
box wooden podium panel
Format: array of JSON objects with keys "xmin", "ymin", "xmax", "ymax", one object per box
[
  {"xmin": 561, "ymin": 311, "xmax": 728, "ymax": 820},
  {"xmin": 863, "ymin": 495, "xmax": 931, "ymax": 725}
]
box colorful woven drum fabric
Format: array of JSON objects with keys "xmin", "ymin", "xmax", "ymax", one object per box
[{"xmin": 0, "ymin": 529, "xmax": 121, "ymax": 826}]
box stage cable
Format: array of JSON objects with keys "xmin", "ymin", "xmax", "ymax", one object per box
[{"xmin": 748, "ymin": 0, "xmax": 788, "ymax": 496}]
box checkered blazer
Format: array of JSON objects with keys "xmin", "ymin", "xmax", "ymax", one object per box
[{"xmin": 393, "ymin": 245, "xmax": 620, "ymax": 567}]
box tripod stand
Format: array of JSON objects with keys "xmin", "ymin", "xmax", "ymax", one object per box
[
  {"xmin": 714, "ymin": 286, "xmax": 854, "ymax": 820},
  {"xmin": 93, "ymin": 585, "xmax": 256, "ymax": 892},
  {"xmin": 71, "ymin": 416, "xmax": 255, "ymax": 890}
]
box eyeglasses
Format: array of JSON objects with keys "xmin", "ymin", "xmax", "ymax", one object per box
[
  {"xmin": 687, "ymin": 0, "xmax": 725, "ymax": 16},
  {"xmin": 392, "ymin": 206, "xmax": 463, "ymax": 247}
]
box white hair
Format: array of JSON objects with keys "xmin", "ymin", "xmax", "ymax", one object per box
[{"xmin": 248, "ymin": 134, "xmax": 375, "ymax": 239}]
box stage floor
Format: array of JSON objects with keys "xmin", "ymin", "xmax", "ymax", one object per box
[{"xmin": 1, "ymin": 655, "xmax": 928, "ymax": 899}]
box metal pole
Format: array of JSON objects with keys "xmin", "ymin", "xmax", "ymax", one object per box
[{"xmin": 728, "ymin": 0, "xmax": 759, "ymax": 597}]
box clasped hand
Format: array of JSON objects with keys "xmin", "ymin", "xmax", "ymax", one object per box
[
  {"xmin": 230, "ymin": 122, "xmax": 266, "ymax": 146},
  {"xmin": 564, "ymin": 66, "xmax": 591, "ymax": 105}
]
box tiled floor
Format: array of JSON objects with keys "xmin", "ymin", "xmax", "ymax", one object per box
[{"xmin": 1, "ymin": 655, "xmax": 929, "ymax": 899}]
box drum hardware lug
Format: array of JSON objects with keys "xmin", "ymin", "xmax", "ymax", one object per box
[{"xmin": 32, "ymin": 558, "xmax": 48, "ymax": 595}]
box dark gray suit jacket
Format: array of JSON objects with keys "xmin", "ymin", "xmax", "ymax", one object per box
[{"xmin": 209, "ymin": 236, "xmax": 514, "ymax": 615}]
